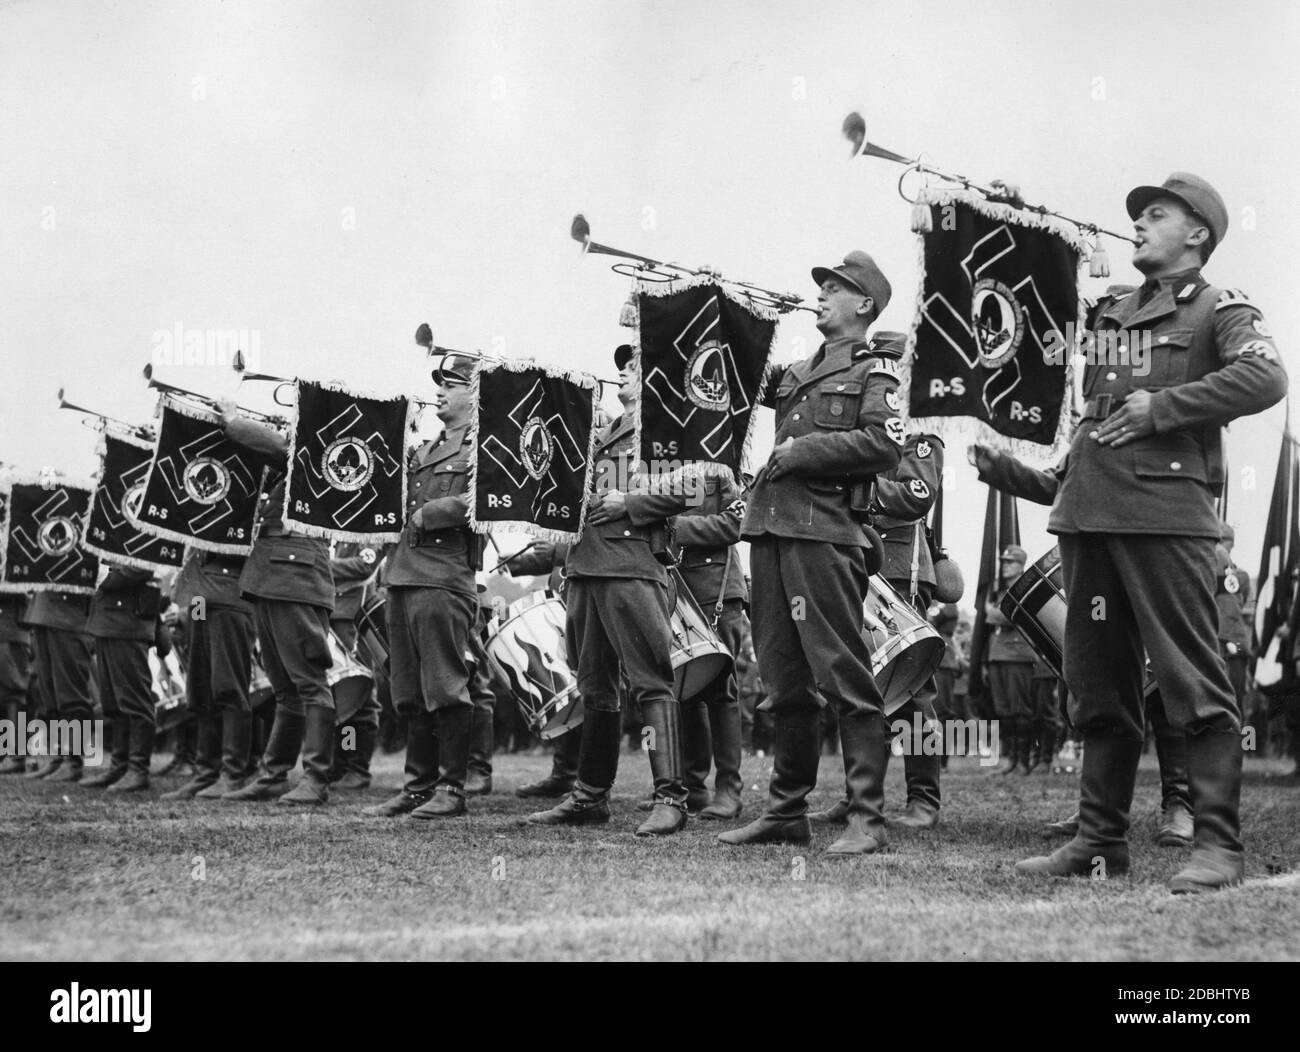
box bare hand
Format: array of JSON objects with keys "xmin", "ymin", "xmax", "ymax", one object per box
[
  {"xmin": 766, "ymin": 438, "xmax": 795, "ymax": 481},
  {"xmin": 215, "ymin": 395, "xmax": 239, "ymax": 427},
  {"xmin": 588, "ymin": 489, "xmax": 627, "ymax": 524},
  {"xmin": 988, "ymin": 179, "xmax": 1024, "ymax": 208},
  {"xmin": 968, "ymin": 443, "xmax": 997, "ymax": 476},
  {"xmin": 1092, "ymin": 390, "xmax": 1155, "ymax": 447}
]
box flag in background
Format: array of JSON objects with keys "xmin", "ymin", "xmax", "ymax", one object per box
[{"xmin": 965, "ymin": 486, "xmax": 1020, "ymax": 707}]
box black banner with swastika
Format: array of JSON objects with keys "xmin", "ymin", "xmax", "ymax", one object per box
[
  {"xmin": 134, "ymin": 395, "xmax": 266, "ymax": 555},
  {"xmin": 83, "ymin": 428, "xmax": 185, "ymax": 571},
  {"xmin": 468, "ymin": 362, "xmax": 597, "ymax": 543},
  {"xmin": 904, "ymin": 190, "xmax": 1086, "ymax": 453},
  {"xmin": 636, "ymin": 279, "xmax": 776, "ymax": 482},
  {"xmin": 0, "ymin": 474, "xmax": 99, "ymax": 594},
  {"xmin": 284, "ymin": 380, "xmax": 410, "ymax": 544}
]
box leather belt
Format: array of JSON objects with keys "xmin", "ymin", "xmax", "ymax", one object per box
[{"xmin": 1081, "ymin": 393, "xmax": 1126, "ymax": 421}]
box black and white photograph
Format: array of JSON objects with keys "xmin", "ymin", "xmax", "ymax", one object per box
[{"xmin": 1, "ymin": 0, "xmax": 1297, "ymax": 1000}]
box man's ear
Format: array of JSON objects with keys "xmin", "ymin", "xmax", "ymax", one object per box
[
  {"xmin": 855, "ymin": 296, "xmax": 875, "ymax": 318},
  {"xmin": 1186, "ymin": 224, "xmax": 1210, "ymax": 251}
]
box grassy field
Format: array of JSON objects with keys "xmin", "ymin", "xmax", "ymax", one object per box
[{"xmin": 2, "ymin": 749, "xmax": 1297, "ymax": 961}]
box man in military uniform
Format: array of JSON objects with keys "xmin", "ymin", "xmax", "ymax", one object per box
[
  {"xmin": 983, "ymin": 546, "xmax": 1040, "ymax": 775},
  {"xmin": 659, "ymin": 471, "xmax": 749, "ymax": 820},
  {"xmin": 364, "ymin": 353, "xmax": 483, "ymax": 820},
  {"xmin": 977, "ymin": 174, "xmax": 1286, "ymax": 891},
  {"xmin": 0, "ymin": 594, "xmax": 33, "ymax": 775},
  {"xmin": 811, "ymin": 407, "xmax": 946, "ymax": 828},
  {"xmin": 26, "ymin": 591, "xmax": 95, "ymax": 782},
  {"xmin": 161, "ymin": 548, "xmax": 256, "ymax": 800},
  {"xmin": 216, "ymin": 402, "xmax": 337, "ymax": 805},
  {"xmin": 82, "ymin": 564, "xmax": 163, "ymax": 792},
  {"xmin": 329, "ymin": 541, "xmax": 381, "ymax": 790},
  {"xmin": 528, "ymin": 344, "xmax": 694, "ymax": 836},
  {"xmin": 720, "ymin": 250, "xmax": 905, "ymax": 855}
]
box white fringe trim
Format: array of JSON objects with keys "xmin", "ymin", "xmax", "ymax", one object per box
[
  {"xmin": 0, "ymin": 476, "xmax": 97, "ymax": 594},
  {"xmin": 78, "ymin": 541, "xmax": 178, "ymax": 574},
  {"xmin": 900, "ymin": 188, "xmax": 1085, "ymax": 460},
  {"xmin": 281, "ymin": 380, "xmax": 411, "ymax": 544},
  {"xmin": 467, "ymin": 359, "xmax": 600, "ymax": 544}
]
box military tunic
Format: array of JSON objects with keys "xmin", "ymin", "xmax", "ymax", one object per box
[
  {"xmin": 87, "ymin": 566, "xmax": 162, "ymax": 725},
  {"xmin": 0, "ymin": 595, "xmax": 31, "ymax": 713},
  {"xmin": 979, "ymin": 270, "xmax": 1286, "ymax": 738},
  {"xmin": 178, "ymin": 548, "xmax": 255, "ymax": 716},
  {"xmin": 382, "ymin": 427, "xmax": 481, "ymax": 714},
  {"xmin": 741, "ymin": 334, "xmax": 904, "ymax": 716},
  {"xmin": 23, "ymin": 591, "xmax": 94, "ymax": 724}
]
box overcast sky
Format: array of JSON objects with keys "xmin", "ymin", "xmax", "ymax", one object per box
[{"xmin": 2, "ymin": 0, "xmax": 1297, "ymax": 602}]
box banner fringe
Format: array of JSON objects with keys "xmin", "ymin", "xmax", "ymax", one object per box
[{"xmin": 78, "ymin": 542, "xmax": 173, "ymax": 574}]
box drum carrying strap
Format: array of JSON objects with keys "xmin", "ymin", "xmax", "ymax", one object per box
[
  {"xmin": 712, "ymin": 547, "xmax": 736, "ymax": 629},
  {"xmin": 909, "ymin": 522, "xmax": 922, "ymax": 601}
]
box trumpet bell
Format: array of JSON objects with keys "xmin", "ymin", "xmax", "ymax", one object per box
[{"xmin": 841, "ymin": 111, "xmax": 913, "ymax": 165}]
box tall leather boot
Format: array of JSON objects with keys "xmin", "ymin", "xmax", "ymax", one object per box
[
  {"xmin": 196, "ymin": 708, "xmax": 253, "ymax": 799},
  {"xmin": 81, "ymin": 715, "xmax": 128, "ymax": 788},
  {"xmin": 411, "ymin": 706, "xmax": 472, "ymax": 818},
  {"xmin": 699, "ymin": 700, "xmax": 743, "ymax": 821},
  {"xmin": 465, "ymin": 706, "xmax": 494, "ymax": 796},
  {"xmin": 222, "ymin": 708, "xmax": 306, "ymax": 801},
  {"xmin": 636, "ymin": 698, "xmax": 688, "ymax": 836},
  {"xmin": 1021, "ymin": 721, "xmax": 1042, "ymax": 774},
  {"xmin": 997, "ymin": 717, "xmax": 1021, "ymax": 775},
  {"xmin": 528, "ymin": 708, "xmax": 621, "ymax": 826},
  {"xmin": 894, "ymin": 749, "xmax": 941, "ymax": 829},
  {"xmin": 162, "ymin": 715, "xmax": 222, "ymax": 799},
  {"xmin": 365, "ymin": 710, "xmax": 440, "ymax": 816},
  {"xmin": 44, "ymin": 748, "xmax": 85, "ymax": 783},
  {"xmin": 516, "ymin": 725, "xmax": 579, "ymax": 798},
  {"xmin": 826, "ymin": 710, "xmax": 890, "ymax": 856},
  {"xmin": 1038, "ymin": 722, "xmax": 1060, "ymax": 771},
  {"xmin": 107, "ymin": 717, "xmax": 156, "ymax": 793},
  {"xmin": 719, "ymin": 706, "xmax": 818, "ymax": 845},
  {"xmin": 0, "ymin": 701, "xmax": 25, "ymax": 774},
  {"xmin": 334, "ymin": 722, "xmax": 377, "ymax": 790},
  {"xmin": 1169, "ymin": 730, "xmax": 1245, "ymax": 893},
  {"xmin": 1152, "ymin": 706, "xmax": 1193, "ymax": 847},
  {"xmin": 809, "ymin": 793, "xmax": 850, "ymax": 824},
  {"xmin": 280, "ymin": 705, "xmax": 336, "ymax": 805},
  {"xmin": 1015, "ymin": 735, "xmax": 1141, "ymax": 878},
  {"xmin": 680, "ymin": 701, "xmax": 713, "ymax": 814}
]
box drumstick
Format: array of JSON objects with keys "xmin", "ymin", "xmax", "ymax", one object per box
[{"xmin": 489, "ymin": 542, "xmax": 539, "ymax": 574}]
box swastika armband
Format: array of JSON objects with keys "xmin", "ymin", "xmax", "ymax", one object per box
[{"xmin": 1216, "ymin": 288, "xmax": 1259, "ymax": 312}]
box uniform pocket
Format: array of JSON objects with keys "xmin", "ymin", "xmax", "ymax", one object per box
[
  {"xmin": 1132, "ymin": 448, "xmax": 1208, "ymax": 483},
  {"xmin": 812, "ymin": 381, "xmax": 863, "ymax": 429},
  {"xmin": 415, "ymin": 529, "xmax": 467, "ymax": 552},
  {"xmin": 1135, "ymin": 328, "xmax": 1193, "ymax": 387}
]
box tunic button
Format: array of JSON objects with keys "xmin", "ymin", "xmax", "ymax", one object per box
[
  {"xmin": 800, "ymin": 395, "xmax": 807, "ymax": 402},
  {"xmin": 288, "ymin": 554, "xmax": 295, "ymax": 560},
  {"xmin": 792, "ymin": 413, "xmax": 801, "ymax": 421},
  {"xmin": 836, "ymin": 384, "xmax": 845, "ymax": 391},
  {"xmin": 1106, "ymin": 372, "xmax": 1117, "ymax": 381},
  {"xmin": 623, "ymin": 530, "xmax": 631, "ymax": 536},
  {"xmin": 1158, "ymin": 336, "xmax": 1169, "ymax": 344},
  {"xmin": 705, "ymin": 557, "xmax": 712, "ymax": 563},
  {"xmin": 1170, "ymin": 462, "xmax": 1182, "ymax": 471}
]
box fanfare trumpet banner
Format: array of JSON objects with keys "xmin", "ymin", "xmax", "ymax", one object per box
[
  {"xmin": 284, "ymin": 380, "xmax": 411, "ymax": 544},
  {"xmin": 83, "ymin": 427, "xmax": 185, "ymax": 571},
  {"xmin": 902, "ymin": 189, "xmax": 1088, "ymax": 456},
  {"xmin": 467, "ymin": 360, "xmax": 598, "ymax": 544},
  {"xmin": 0, "ymin": 471, "xmax": 99, "ymax": 595},
  {"xmin": 135, "ymin": 394, "xmax": 266, "ymax": 556},
  {"xmin": 635, "ymin": 278, "xmax": 777, "ymax": 484}
]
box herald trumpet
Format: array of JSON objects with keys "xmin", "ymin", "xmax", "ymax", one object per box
[
  {"xmin": 841, "ymin": 110, "xmax": 1137, "ymax": 246},
  {"xmin": 142, "ymin": 364, "xmax": 288, "ymax": 426},
  {"xmin": 56, "ymin": 388, "xmax": 152, "ymax": 439},
  {"xmin": 570, "ymin": 214, "xmax": 816, "ymax": 315},
  {"xmin": 231, "ymin": 352, "xmax": 444, "ymax": 410}
]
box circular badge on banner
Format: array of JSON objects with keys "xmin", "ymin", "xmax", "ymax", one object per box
[
  {"xmin": 520, "ymin": 417, "xmax": 555, "ymax": 480},
  {"xmin": 37, "ymin": 515, "xmax": 78, "ymax": 556},
  {"xmin": 322, "ymin": 439, "xmax": 374, "ymax": 492},
  {"xmin": 183, "ymin": 457, "xmax": 232, "ymax": 505},
  {"xmin": 685, "ymin": 341, "xmax": 731, "ymax": 411},
  {"xmin": 971, "ymin": 278, "xmax": 1025, "ymax": 369},
  {"xmin": 122, "ymin": 481, "xmax": 146, "ymax": 526}
]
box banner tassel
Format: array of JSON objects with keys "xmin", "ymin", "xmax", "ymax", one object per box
[
  {"xmin": 911, "ymin": 201, "xmax": 934, "ymax": 234},
  {"xmin": 1088, "ymin": 240, "xmax": 1110, "ymax": 278}
]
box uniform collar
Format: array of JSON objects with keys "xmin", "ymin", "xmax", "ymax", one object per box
[
  {"xmin": 419, "ymin": 425, "xmax": 468, "ymax": 466},
  {"xmin": 789, "ymin": 335, "xmax": 869, "ymax": 394},
  {"xmin": 599, "ymin": 413, "xmax": 635, "ymax": 450},
  {"xmin": 1104, "ymin": 267, "xmax": 1206, "ymax": 330}
]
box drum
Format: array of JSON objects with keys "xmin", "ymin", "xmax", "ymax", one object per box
[
  {"xmin": 355, "ymin": 595, "xmax": 389, "ymax": 674},
  {"xmin": 327, "ymin": 629, "xmax": 373, "ymax": 723},
  {"xmin": 249, "ymin": 646, "xmax": 275, "ymax": 710},
  {"xmin": 667, "ymin": 567, "xmax": 733, "ymax": 701},
  {"xmin": 485, "ymin": 591, "xmax": 584, "ymax": 740},
  {"xmin": 862, "ymin": 575, "xmax": 946, "ymax": 715},
  {"xmin": 149, "ymin": 649, "xmax": 189, "ymax": 732},
  {"xmin": 1000, "ymin": 545, "xmax": 1157, "ymax": 695}
]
